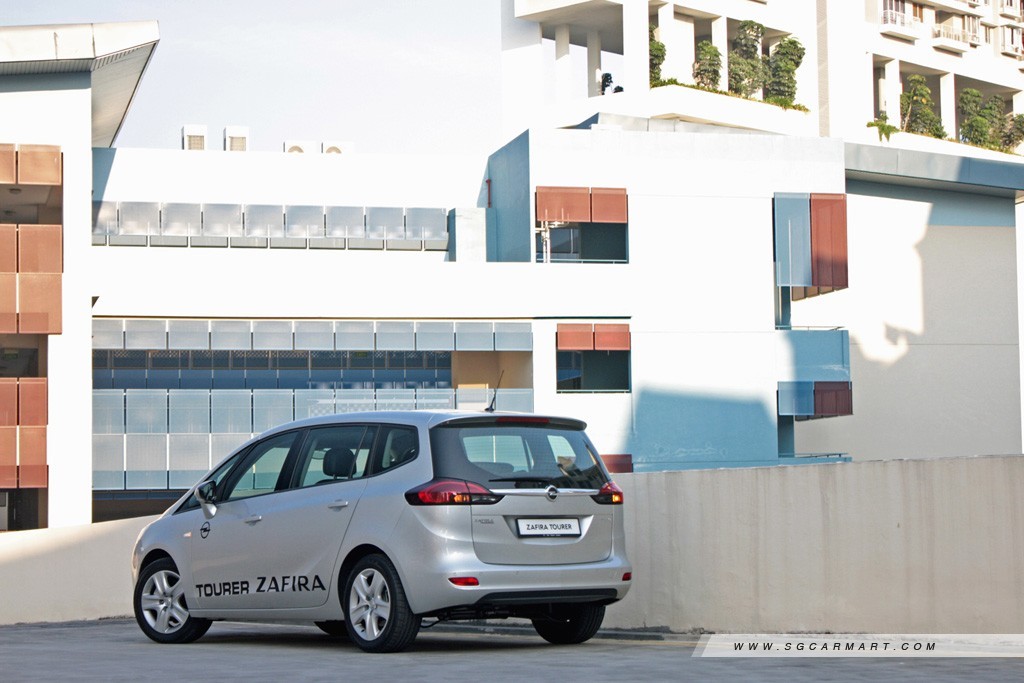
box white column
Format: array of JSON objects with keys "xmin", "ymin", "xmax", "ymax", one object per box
[
  {"xmin": 711, "ymin": 16, "xmax": 729, "ymax": 92},
  {"xmin": 882, "ymin": 58, "xmax": 902, "ymax": 123},
  {"xmin": 555, "ymin": 24, "xmax": 572, "ymax": 101},
  {"xmin": 658, "ymin": 3, "xmax": 694, "ymax": 84},
  {"xmin": 622, "ymin": 0, "xmax": 650, "ymax": 93},
  {"xmin": 587, "ymin": 29, "xmax": 603, "ymax": 97},
  {"xmin": 939, "ymin": 72, "xmax": 956, "ymax": 140}
]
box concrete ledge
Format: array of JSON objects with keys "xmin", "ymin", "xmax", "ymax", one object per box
[
  {"xmin": 385, "ymin": 239, "xmax": 422, "ymax": 251},
  {"xmin": 308, "ymin": 238, "xmax": 347, "ymax": 250},
  {"xmin": 269, "ymin": 237, "xmax": 307, "ymax": 249},
  {"xmin": 424, "ymin": 238, "xmax": 449, "ymax": 251},
  {"xmin": 148, "ymin": 235, "xmax": 188, "ymax": 247},
  {"xmin": 0, "ymin": 516, "xmax": 156, "ymax": 626},
  {"xmin": 189, "ymin": 236, "xmax": 227, "ymax": 247},
  {"xmin": 107, "ymin": 235, "xmax": 148, "ymax": 246},
  {"xmin": 347, "ymin": 238, "xmax": 384, "ymax": 250},
  {"xmin": 229, "ymin": 237, "xmax": 267, "ymax": 248},
  {"xmin": 91, "ymin": 235, "xmax": 107, "ymax": 246}
]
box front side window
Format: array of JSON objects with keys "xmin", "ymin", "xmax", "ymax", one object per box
[{"xmin": 219, "ymin": 431, "xmax": 300, "ymax": 501}]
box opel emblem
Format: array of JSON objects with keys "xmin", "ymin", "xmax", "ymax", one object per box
[
  {"xmin": 545, "ymin": 485, "xmax": 558, "ymax": 501},
  {"xmin": 200, "ymin": 522, "xmax": 211, "ymax": 539}
]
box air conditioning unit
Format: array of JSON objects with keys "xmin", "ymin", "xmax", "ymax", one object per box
[
  {"xmin": 321, "ymin": 140, "xmax": 352, "ymax": 154},
  {"xmin": 182, "ymin": 124, "xmax": 207, "ymax": 151},
  {"xmin": 283, "ymin": 140, "xmax": 315, "ymax": 153},
  {"xmin": 223, "ymin": 126, "xmax": 250, "ymax": 152}
]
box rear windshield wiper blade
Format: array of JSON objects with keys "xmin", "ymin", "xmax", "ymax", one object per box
[{"xmin": 489, "ymin": 475, "xmax": 555, "ymax": 483}]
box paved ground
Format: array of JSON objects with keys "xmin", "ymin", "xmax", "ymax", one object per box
[{"xmin": 0, "ymin": 619, "xmax": 1019, "ymax": 682}]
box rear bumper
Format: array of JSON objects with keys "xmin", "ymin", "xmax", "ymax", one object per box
[{"xmin": 402, "ymin": 553, "xmax": 632, "ymax": 615}]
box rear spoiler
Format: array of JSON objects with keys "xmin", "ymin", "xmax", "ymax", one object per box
[{"xmin": 433, "ymin": 414, "xmax": 587, "ymax": 431}]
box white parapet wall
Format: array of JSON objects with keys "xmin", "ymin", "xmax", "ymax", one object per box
[
  {"xmin": 0, "ymin": 515, "xmax": 156, "ymax": 626},
  {"xmin": 2, "ymin": 456, "xmax": 1023, "ymax": 631},
  {"xmin": 607, "ymin": 455, "xmax": 1024, "ymax": 633}
]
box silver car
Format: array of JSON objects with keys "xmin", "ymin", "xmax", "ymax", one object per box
[{"xmin": 131, "ymin": 411, "xmax": 631, "ymax": 652}]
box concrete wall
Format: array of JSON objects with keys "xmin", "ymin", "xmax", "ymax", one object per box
[
  {"xmin": 605, "ymin": 455, "xmax": 1024, "ymax": 633},
  {"xmin": 0, "ymin": 72, "xmax": 97, "ymax": 528},
  {"xmin": 4, "ymin": 457, "xmax": 1023, "ymax": 631},
  {"xmin": 792, "ymin": 181, "xmax": 1021, "ymax": 461},
  {"xmin": 0, "ymin": 515, "xmax": 155, "ymax": 625}
]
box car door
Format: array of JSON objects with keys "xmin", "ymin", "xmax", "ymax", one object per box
[
  {"xmin": 191, "ymin": 425, "xmax": 373, "ymax": 611},
  {"xmin": 189, "ymin": 430, "xmax": 302, "ymax": 610}
]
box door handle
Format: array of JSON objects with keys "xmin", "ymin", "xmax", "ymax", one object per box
[
  {"xmin": 244, "ymin": 515, "xmax": 263, "ymax": 525},
  {"xmin": 327, "ymin": 500, "xmax": 350, "ymax": 510}
]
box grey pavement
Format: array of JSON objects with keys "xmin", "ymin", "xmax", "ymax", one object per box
[{"xmin": 0, "ymin": 619, "xmax": 1019, "ymax": 682}]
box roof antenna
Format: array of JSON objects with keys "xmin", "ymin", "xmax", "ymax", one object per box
[{"xmin": 485, "ymin": 370, "xmax": 505, "ymax": 413}]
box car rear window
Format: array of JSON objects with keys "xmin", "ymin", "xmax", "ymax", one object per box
[{"xmin": 429, "ymin": 423, "xmax": 608, "ymax": 490}]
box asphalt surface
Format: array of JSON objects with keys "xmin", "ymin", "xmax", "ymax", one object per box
[{"xmin": 0, "ymin": 619, "xmax": 1020, "ymax": 682}]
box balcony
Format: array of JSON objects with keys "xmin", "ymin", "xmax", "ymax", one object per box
[
  {"xmin": 879, "ymin": 10, "xmax": 923, "ymax": 41},
  {"xmin": 1001, "ymin": 38, "xmax": 1024, "ymax": 57},
  {"xmin": 932, "ymin": 24, "xmax": 974, "ymax": 52},
  {"xmin": 1000, "ymin": 1, "xmax": 1023, "ymax": 20}
]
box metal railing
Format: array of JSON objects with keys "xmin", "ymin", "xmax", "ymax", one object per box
[
  {"xmin": 880, "ymin": 9, "xmax": 921, "ymax": 29},
  {"xmin": 932, "ymin": 24, "xmax": 972, "ymax": 43}
]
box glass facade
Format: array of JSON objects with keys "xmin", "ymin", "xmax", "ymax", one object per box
[
  {"xmin": 92, "ymin": 202, "xmax": 450, "ymax": 249},
  {"xmin": 92, "ymin": 318, "xmax": 534, "ymax": 491}
]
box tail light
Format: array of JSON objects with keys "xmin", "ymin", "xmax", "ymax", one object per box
[
  {"xmin": 591, "ymin": 481, "xmax": 624, "ymax": 505},
  {"xmin": 405, "ymin": 479, "xmax": 503, "ymax": 506}
]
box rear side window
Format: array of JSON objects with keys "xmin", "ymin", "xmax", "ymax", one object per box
[{"xmin": 429, "ymin": 423, "xmax": 607, "ymax": 490}]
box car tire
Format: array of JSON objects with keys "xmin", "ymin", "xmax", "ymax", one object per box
[
  {"xmin": 134, "ymin": 557, "xmax": 211, "ymax": 644},
  {"xmin": 314, "ymin": 620, "xmax": 349, "ymax": 638},
  {"xmin": 343, "ymin": 554, "xmax": 420, "ymax": 653},
  {"xmin": 531, "ymin": 603, "xmax": 605, "ymax": 645}
]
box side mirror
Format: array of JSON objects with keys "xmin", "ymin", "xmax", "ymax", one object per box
[{"xmin": 196, "ymin": 480, "xmax": 218, "ymax": 519}]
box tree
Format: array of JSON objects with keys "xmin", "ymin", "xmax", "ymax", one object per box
[
  {"xmin": 765, "ymin": 37, "xmax": 805, "ymax": 106},
  {"xmin": 601, "ymin": 72, "xmax": 613, "ymax": 95},
  {"xmin": 900, "ymin": 74, "xmax": 946, "ymax": 139},
  {"xmin": 692, "ymin": 40, "xmax": 722, "ymax": 90},
  {"xmin": 649, "ymin": 24, "xmax": 666, "ymax": 87},
  {"xmin": 958, "ymin": 88, "xmax": 989, "ymax": 146},
  {"xmin": 728, "ymin": 21, "xmax": 767, "ymax": 98},
  {"xmin": 956, "ymin": 89, "xmax": 1024, "ymax": 151}
]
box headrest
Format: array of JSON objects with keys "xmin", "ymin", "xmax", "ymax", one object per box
[{"xmin": 323, "ymin": 448, "xmax": 356, "ymax": 478}]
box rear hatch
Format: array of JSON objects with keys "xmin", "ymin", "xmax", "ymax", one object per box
[{"xmin": 428, "ymin": 415, "xmax": 619, "ymax": 566}]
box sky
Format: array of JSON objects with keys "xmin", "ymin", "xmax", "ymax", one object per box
[{"xmin": 0, "ymin": 0, "xmax": 504, "ymax": 155}]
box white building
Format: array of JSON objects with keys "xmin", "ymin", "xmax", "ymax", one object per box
[{"xmin": 0, "ymin": 2, "xmax": 1022, "ymax": 530}]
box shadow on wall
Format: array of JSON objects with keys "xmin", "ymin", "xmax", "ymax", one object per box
[
  {"xmin": 796, "ymin": 180, "xmax": 1022, "ymax": 459},
  {"xmin": 630, "ymin": 388, "xmax": 779, "ymax": 471}
]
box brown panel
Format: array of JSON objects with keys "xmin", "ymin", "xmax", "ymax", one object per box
[
  {"xmin": 17, "ymin": 144, "xmax": 62, "ymax": 186},
  {"xmin": 0, "ymin": 378, "xmax": 16, "ymax": 426},
  {"xmin": 600, "ymin": 454, "xmax": 633, "ymax": 474},
  {"xmin": 17, "ymin": 224, "xmax": 63, "ymax": 273},
  {"xmin": 814, "ymin": 381, "xmax": 853, "ymax": 417},
  {"xmin": 556, "ymin": 323, "xmax": 594, "ymax": 351},
  {"xmin": 0, "ymin": 426, "xmax": 15, "ymax": 488},
  {"xmin": 0, "ymin": 144, "xmax": 15, "ymax": 184},
  {"xmin": 829, "ymin": 195, "xmax": 848, "ymax": 289},
  {"xmin": 594, "ymin": 324, "xmax": 631, "ymax": 351},
  {"xmin": 810, "ymin": 194, "xmax": 848, "ymax": 289},
  {"xmin": 18, "ymin": 378, "xmax": 46, "ymax": 426},
  {"xmin": 0, "ymin": 223, "xmax": 15, "ymax": 272},
  {"xmin": 536, "ymin": 186, "xmax": 591, "ymax": 223},
  {"xmin": 0, "ymin": 272, "xmax": 15, "ymax": 333},
  {"xmin": 591, "ymin": 188, "xmax": 628, "ymax": 223},
  {"xmin": 18, "ymin": 272, "xmax": 62, "ymax": 334},
  {"xmin": 18, "ymin": 425, "xmax": 47, "ymax": 488}
]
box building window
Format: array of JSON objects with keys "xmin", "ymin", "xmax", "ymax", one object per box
[
  {"xmin": 912, "ymin": 2, "xmax": 924, "ymax": 20},
  {"xmin": 556, "ymin": 351, "xmax": 631, "ymax": 392}
]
